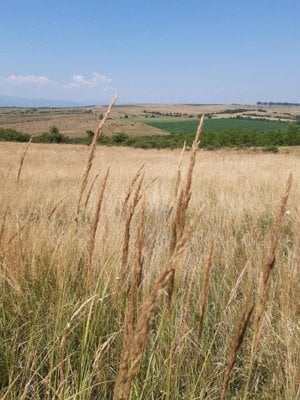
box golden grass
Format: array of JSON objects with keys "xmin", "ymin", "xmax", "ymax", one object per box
[
  {"xmin": 113, "ymin": 210, "xmax": 205, "ymax": 400},
  {"xmin": 0, "ymin": 138, "xmax": 299, "ymax": 399}
]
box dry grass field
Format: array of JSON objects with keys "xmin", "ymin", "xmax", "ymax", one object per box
[
  {"xmin": 0, "ymin": 137, "xmax": 299, "ymax": 399},
  {"xmin": 0, "ymin": 106, "xmax": 167, "ymax": 137},
  {"xmin": 0, "ymin": 103, "xmax": 298, "ymax": 138}
]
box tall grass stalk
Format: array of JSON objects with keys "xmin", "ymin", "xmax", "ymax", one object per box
[
  {"xmin": 16, "ymin": 138, "xmax": 32, "ymax": 183},
  {"xmin": 76, "ymin": 95, "xmax": 117, "ymax": 220},
  {"xmin": 113, "ymin": 208, "xmax": 205, "ymax": 400}
]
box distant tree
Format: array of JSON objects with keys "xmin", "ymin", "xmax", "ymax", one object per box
[
  {"xmin": 39, "ymin": 125, "xmax": 65, "ymax": 143},
  {"xmin": 112, "ymin": 133, "xmax": 129, "ymax": 143},
  {"xmin": 49, "ymin": 126, "xmax": 60, "ymax": 135}
]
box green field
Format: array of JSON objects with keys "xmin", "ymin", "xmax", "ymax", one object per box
[
  {"xmin": 1, "ymin": 117, "xmax": 299, "ymax": 149},
  {"xmin": 146, "ymin": 118, "xmax": 289, "ymax": 135}
]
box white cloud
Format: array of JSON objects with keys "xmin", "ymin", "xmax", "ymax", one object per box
[
  {"xmin": 1, "ymin": 72, "xmax": 114, "ymax": 103},
  {"xmin": 4, "ymin": 74, "xmax": 55, "ymax": 85},
  {"xmin": 65, "ymin": 72, "xmax": 111, "ymax": 88}
]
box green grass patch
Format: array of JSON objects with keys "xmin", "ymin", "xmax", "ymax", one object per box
[{"xmin": 145, "ymin": 118, "xmax": 288, "ymax": 135}]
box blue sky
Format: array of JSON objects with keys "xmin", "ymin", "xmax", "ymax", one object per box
[{"xmin": 0, "ymin": 0, "xmax": 299, "ymax": 104}]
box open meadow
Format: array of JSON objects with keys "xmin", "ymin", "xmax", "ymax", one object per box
[
  {"xmin": 0, "ymin": 137, "xmax": 299, "ymax": 399},
  {"xmin": 1, "ymin": 104, "xmax": 300, "ymax": 151},
  {"xmin": 1, "ymin": 0, "xmax": 299, "ymax": 397}
]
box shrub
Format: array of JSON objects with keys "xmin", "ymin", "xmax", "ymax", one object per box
[
  {"xmin": 34, "ymin": 127, "xmax": 67, "ymax": 143},
  {"xmin": 0, "ymin": 128, "xmax": 31, "ymax": 142},
  {"xmin": 111, "ymin": 133, "xmax": 129, "ymax": 144}
]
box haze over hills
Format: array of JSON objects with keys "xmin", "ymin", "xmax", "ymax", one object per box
[
  {"xmin": 1, "ymin": 94, "xmax": 300, "ymax": 109},
  {"xmin": 0, "ymin": 95, "xmax": 91, "ymax": 108}
]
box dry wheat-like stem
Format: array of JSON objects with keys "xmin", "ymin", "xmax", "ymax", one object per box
[
  {"xmin": 75, "ymin": 95, "xmax": 117, "ymax": 220},
  {"xmin": 83, "ymin": 170, "xmax": 100, "ymax": 210},
  {"xmin": 182, "ymin": 115, "xmax": 204, "ymax": 208},
  {"xmin": 128, "ymin": 198, "xmax": 146, "ymax": 333},
  {"xmin": 8, "ymin": 222, "xmax": 27, "ymax": 245},
  {"xmin": 121, "ymin": 172, "xmax": 144, "ymax": 273},
  {"xmin": 183, "ymin": 261, "xmax": 199, "ymax": 316},
  {"xmin": 166, "ymin": 141, "xmax": 186, "ymax": 221},
  {"xmin": 59, "ymin": 295, "xmax": 98, "ymax": 381},
  {"xmin": 170, "ymin": 181, "xmax": 184, "ymax": 255},
  {"xmin": 0, "ymin": 206, "xmax": 9, "ymax": 246},
  {"xmin": 296, "ymin": 383, "xmax": 300, "ymax": 400},
  {"xmin": 226, "ymin": 262, "xmax": 249, "ymax": 309},
  {"xmin": 136, "ymin": 176, "xmax": 158, "ymax": 204},
  {"xmin": 16, "ymin": 138, "xmax": 32, "ymax": 184},
  {"xmin": 122, "ymin": 160, "xmax": 147, "ymax": 214},
  {"xmin": 221, "ymin": 289, "xmax": 254, "ymax": 400},
  {"xmin": 133, "ymin": 196, "xmax": 146, "ymax": 290},
  {"xmin": 198, "ymin": 243, "xmax": 214, "ymax": 339},
  {"xmin": 174, "ymin": 141, "xmax": 186, "ymax": 198},
  {"xmin": 88, "ymin": 168, "xmax": 110, "ymax": 264},
  {"xmin": 48, "ymin": 194, "xmax": 70, "ymax": 220},
  {"xmin": 166, "ymin": 269, "xmax": 175, "ymax": 310},
  {"xmin": 242, "ymin": 174, "xmax": 293, "ymax": 400},
  {"xmin": 117, "ymin": 201, "xmax": 146, "ymax": 393},
  {"xmin": 167, "ymin": 116, "xmax": 204, "ymax": 306},
  {"xmin": 169, "ymin": 115, "xmax": 204, "ymax": 254},
  {"xmin": 120, "ymin": 172, "xmax": 157, "ymax": 290},
  {"xmin": 252, "ymin": 173, "xmax": 293, "ymax": 353},
  {"xmin": 113, "ymin": 207, "xmax": 205, "ymax": 400}
]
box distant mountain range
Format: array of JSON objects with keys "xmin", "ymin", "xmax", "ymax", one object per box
[{"xmin": 0, "ymin": 95, "xmax": 91, "ymax": 107}]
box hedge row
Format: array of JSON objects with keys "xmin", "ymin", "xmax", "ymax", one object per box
[{"xmin": 1, "ymin": 124, "xmax": 299, "ymax": 149}]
